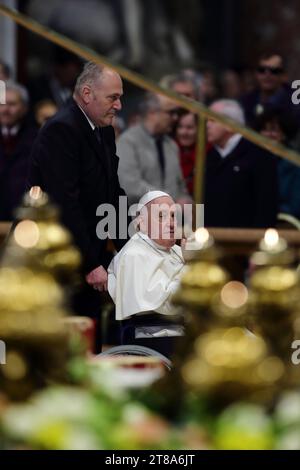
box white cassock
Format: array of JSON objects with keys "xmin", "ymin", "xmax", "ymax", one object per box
[{"xmin": 108, "ymin": 232, "xmax": 185, "ymax": 320}]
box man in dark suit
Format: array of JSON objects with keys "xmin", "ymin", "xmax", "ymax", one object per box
[
  {"xmin": 28, "ymin": 62, "xmax": 128, "ymax": 319},
  {"xmin": 204, "ymin": 99, "xmax": 278, "ymax": 228},
  {"xmin": 240, "ymin": 52, "xmax": 299, "ymax": 126},
  {"xmin": 28, "ymin": 48, "xmax": 83, "ymax": 109},
  {"xmin": 0, "ymin": 82, "xmax": 38, "ymax": 220}
]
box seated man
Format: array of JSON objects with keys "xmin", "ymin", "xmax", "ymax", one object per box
[{"xmin": 108, "ymin": 190, "xmax": 186, "ymax": 354}]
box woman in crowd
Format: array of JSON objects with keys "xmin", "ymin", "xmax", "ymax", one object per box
[
  {"xmin": 175, "ymin": 111, "xmax": 198, "ymax": 197},
  {"xmin": 254, "ymin": 107, "xmax": 300, "ymax": 221}
]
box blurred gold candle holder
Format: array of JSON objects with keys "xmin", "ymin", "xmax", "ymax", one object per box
[
  {"xmin": 0, "ymin": 188, "xmax": 81, "ymax": 401},
  {"xmin": 181, "ymin": 326, "xmax": 284, "ymax": 408},
  {"xmin": 3, "ymin": 187, "xmax": 82, "ymax": 287},
  {"xmin": 248, "ymin": 229, "xmax": 300, "ymax": 387}
]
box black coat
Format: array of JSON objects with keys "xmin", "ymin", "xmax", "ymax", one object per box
[
  {"xmin": 204, "ymin": 138, "xmax": 278, "ymax": 228},
  {"xmin": 0, "ymin": 119, "xmax": 38, "ymax": 220},
  {"xmin": 240, "ymin": 86, "xmax": 300, "ymax": 126},
  {"xmin": 28, "ymin": 99, "xmax": 128, "ymax": 274}
]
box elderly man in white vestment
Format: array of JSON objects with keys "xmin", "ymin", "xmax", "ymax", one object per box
[{"xmin": 108, "ymin": 190, "xmax": 186, "ymax": 355}]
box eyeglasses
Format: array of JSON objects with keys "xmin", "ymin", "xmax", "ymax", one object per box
[{"xmin": 257, "ymin": 66, "xmax": 284, "ymax": 75}]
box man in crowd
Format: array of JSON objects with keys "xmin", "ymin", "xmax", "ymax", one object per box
[
  {"xmin": 28, "ymin": 62, "xmax": 128, "ymax": 318},
  {"xmin": 168, "ymin": 73, "xmax": 199, "ymax": 100},
  {"xmin": 0, "ymin": 82, "xmax": 37, "ymax": 220},
  {"xmin": 117, "ymin": 92, "xmax": 189, "ymax": 206},
  {"xmin": 240, "ymin": 52, "xmax": 297, "ymax": 125},
  {"xmin": 28, "ymin": 47, "xmax": 83, "ymax": 109},
  {"xmin": 205, "ymin": 99, "xmax": 278, "ymax": 228}
]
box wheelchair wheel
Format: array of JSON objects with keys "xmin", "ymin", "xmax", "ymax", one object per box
[{"xmin": 98, "ymin": 344, "xmax": 172, "ymax": 369}]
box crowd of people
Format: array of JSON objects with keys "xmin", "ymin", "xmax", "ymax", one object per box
[
  {"xmin": 1, "ymin": 50, "xmax": 300, "ymax": 226},
  {"xmin": 1, "ymin": 49, "xmax": 300, "ymax": 349}
]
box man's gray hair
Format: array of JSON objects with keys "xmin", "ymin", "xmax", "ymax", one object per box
[
  {"xmin": 74, "ymin": 61, "xmax": 104, "ymax": 96},
  {"xmin": 169, "ymin": 72, "xmax": 200, "ymax": 99},
  {"xmin": 6, "ymin": 81, "xmax": 29, "ymax": 105},
  {"xmin": 212, "ymin": 99, "xmax": 245, "ymax": 125},
  {"xmin": 139, "ymin": 92, "xmax": 161, "ymax": 117}
]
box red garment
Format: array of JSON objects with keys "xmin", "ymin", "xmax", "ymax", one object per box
[
  {"xmin": 176, "ymin": 142, "xmax": 196, "ymax": 196},
  {"xmin": 176, "ymin": 141, "xmax": 213, "ymax": 197},
  {"xmin": 1, "ymin": 134, "xmax": 18, "ymax": 157}
]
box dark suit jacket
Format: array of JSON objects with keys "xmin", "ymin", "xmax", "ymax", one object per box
[
  {"xmin": 240, "ymin": 85, "xmax": 300, "ymax": 126},
  {"xmin": 0, "ymin": 119, "xmax": 38, "ymax": 220},
  {"xmin": 28, "ymin": 75, "xmax": 72, "ymax": 109},
  {"xmin": 28, "ymin": 99, "xmax": 128, "ymax": 274},
  {"xmin": 204, "ymin": 138, "xmax": 278, "ymax": 228}
]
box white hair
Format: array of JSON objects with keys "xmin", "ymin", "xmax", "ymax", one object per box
[
  {"xmin": 6, "ymin": 81, "xmax": 29, "ymax": 105},
  {"xmin": 212, "ymin": 99, "xmax": 245, "ymax": 125}
]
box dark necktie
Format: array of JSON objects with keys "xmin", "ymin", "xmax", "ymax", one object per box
[
  {"xmin": 1, "ymin": 128, "xmax": 17, "ymax": 157},
  {"xmin": 94, "ymin": 126, "xmax": 111, "ymax": 176},
  {"xmin": 155, "ymin": 136, "xmax": 165, "ymax": 181},
  {"xmin": 94, "ymin": 126, "xmax": 102, "ymax": 145}
]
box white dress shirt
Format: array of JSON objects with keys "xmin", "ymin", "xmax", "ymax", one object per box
[{"xmin": 215, "ymin": 133, "xmax": 242, "ymax": 158}]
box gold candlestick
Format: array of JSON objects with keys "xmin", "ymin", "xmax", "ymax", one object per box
[
  {"xmin": 249, "ymin": 229, "xmax": 299, "ymax": 387},
  {"xmin": 182, "ymin": 326, "xmax": 284, "ymax": 407},
  {"xmin": 4, "ymin": 187, "xmax": 82, "ymax": 287},
  {"xmin": 0, "ymin": 188, "xmax": 82, "ymax": 401}
]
